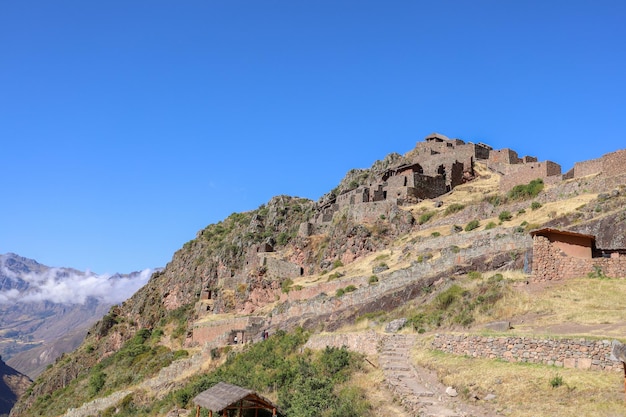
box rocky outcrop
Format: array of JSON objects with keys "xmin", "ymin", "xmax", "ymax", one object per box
[{"xmin": 0, "ymin": 357, "xmax": 31, "ymax": 417}]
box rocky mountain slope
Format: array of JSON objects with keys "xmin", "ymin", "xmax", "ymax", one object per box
[
  {"xmin": 9, "ymin": 135, "xmax": 626, "ymax": 417},
  {"xmin": 0, "ymin": 357, "xmax": 30, "ymax": 417},
  {"xmin": 0, "ymin": 253, "xmax": 154, "ymax": 378}
]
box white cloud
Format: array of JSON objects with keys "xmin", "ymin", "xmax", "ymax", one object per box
[{"xmin": 0, "ymin": 267, "xmax": 153, "ymax": 305}]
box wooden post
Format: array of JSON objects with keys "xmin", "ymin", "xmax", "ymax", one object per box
[{"xmin": 196, "ymin": 405, "xmax": 200, "ymax": 417}]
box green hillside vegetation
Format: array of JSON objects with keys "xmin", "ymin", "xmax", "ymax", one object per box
[{"xmin": 108, "ymin": 329, "xmax": 367, "ymax": 417}]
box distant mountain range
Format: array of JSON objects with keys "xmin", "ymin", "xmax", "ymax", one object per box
[{"xmin": 0, "ymin": 253, "xmax": 156, "ymax": 378}]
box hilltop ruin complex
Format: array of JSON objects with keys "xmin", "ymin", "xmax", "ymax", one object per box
[
  {"xmin": 311, "ymin": 133, "xmax": 626, "ymax": 227},
  {"xmin": 312, "ymin": 132, "xmax": 563, "ymax": 225}
]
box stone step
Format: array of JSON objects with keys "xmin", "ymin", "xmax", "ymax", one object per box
[{"xmin": 422, "ymin": 405, "xmax": 461, "ymax": 417}]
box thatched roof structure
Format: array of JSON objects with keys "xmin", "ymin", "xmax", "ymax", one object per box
[{"xmin": 193, "ymin": 382, "xmax": 280, "ymax": 416}]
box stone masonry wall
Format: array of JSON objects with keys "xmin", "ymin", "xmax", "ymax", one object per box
[
  {"xmin": 260, "ymin": 255, "xmax": 303, "ymax": 279},
  {"xmin": 304, "ymin": 331, "xmax": 382, "ymax": 356},
  {"xmin": 489, "ymin": 148, "xmax": 520, "ymax": 165},
  {"xmin": 532, "ymin": 235, "xmax": 626, "ymax": 282},
  {"xmin": 192, "ymin": 316, "xmax": 252, "ymax": 346},
  {"xmin": 572, "ymin": 158, "xmax": 603, "ymax": 178},
  {"xmin": 499, "ymin": 161, "xmax": 561, "ymax": 193},
  {"xmin": 602, "ymin": 149, "xmax": 626, "ymax": 178},
  {"xmin": 432, "ymin": 334, "xmax": 620, "ymax": 372}
]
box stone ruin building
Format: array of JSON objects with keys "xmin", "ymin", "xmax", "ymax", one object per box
[
  {"xmin": 312, "ymin": 132, "xmax": 563, "ymax": 225},
  {"xmin": 531, "ymin": 228, "xmax": 626, "ymax": 282}
]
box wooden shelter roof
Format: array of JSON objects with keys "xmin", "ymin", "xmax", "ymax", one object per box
[{"xmin": 193, "ymin": 382, "xmax": 280, "ymax": 415}]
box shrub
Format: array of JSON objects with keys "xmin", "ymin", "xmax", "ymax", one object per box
[
  {"xmin": 444, "ymin": 203, "xmax": 465, "ymax": 215},
  {"xmin": 464, "ymin": 220, "xmax": 480, "ymax": 231},
  {"xmin": 435, "ymin": 285, "xmax": 464, "ymax": 310},
  {"xmin": 550, "ymin": 373, "xmax": 564, "ymax": 388},
  {"xmin": 531, "ymin": 201, "xmax": 542, "ymax": 210},
  {"xmin": 327, "ymin": 272, "xmax": 343, "ymax": 281},
  {"xmin": 467, "ymin": 271, "xmax": 482, "ymax": 280},
  {"xmin": 276, "ymin": 232, "xmax": 290, "ymax": 246},
  {"xmin": 332, "ymin": 260, "xmax": 344, "ymax": 269},
  {"xmin": 485, "ymin": 221, "xmax": 497, "ymax": 230},
  {"xmin": 486, "ymin": 195, "xmax": 505, "ymax": 206},
  {"xmin": 499, "ymin": 211, "xmax": 512, "ymax": 222},
  {"xmin": 344, "ymin": 285, "xmax": 357, "ymax": 293},
  {"xmin": 368, "ymin": 275, "xmax": 379, "ymax": 284},
  {"xmin": 418, "ymin": 211, "xmax": 436, "ymax": 225},
  {"xmin": 281, "ymin": 278, "xmax": 294, "ymax": 293},
  {"xmin": 587, "ymin": 265, "xmax": 606, "ymax": 279},
  {"xmin": 517, "ymin": 209, "xmax": 526, "ymax": 215},
  {"xmin": 335, "ymin": 288, "xmax": 345, "ymax": 297},
  {"xmin": 508, "ymin": 178, "xmax": 544, "ymax": 201},
  {"xmin": 89, "ymin": 371, "xmax": 107, "ymax": 396},
  {"xmin": 431, "ymin": 231, "xmax": 441, "ymax": 237}
]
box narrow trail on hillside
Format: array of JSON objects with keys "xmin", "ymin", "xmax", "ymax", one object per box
[{"xmin": 380, "ymin": 334, "xmax": 501, "ymax": 417}]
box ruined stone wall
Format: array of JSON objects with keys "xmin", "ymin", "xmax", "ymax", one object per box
[
  {"xmin": 344, "ymin": 201, "xmax": 397, "ymax": 224},
  {"xmin": 304, "ymin": 331, "xmax": 382, "ymax": 356},
  {"xmin": 415, "ymin": 140, "xmax": 455, "ymax": 155},
  {"xmin": 601, "ymin": 149, "xmax": 626, "ymax": 178},
  {"xmin": 566, "ymin": 149, "xmax": 626, "ymax": 180},
  {"xmin": 432, "ymin": 334, "xmax": 619, "ymax": 372},
  {"xmin": 260, "ymin": 255, "xmax": 303, "ymax": 279},
  {"xmin": 474, "ymin": 144, "xmax": 491, "ymax": 160},
  {"xmin": 572, "ymin": 159, "xmax": 602, "ymax": 178},
  {"xmin": 337, "ymin": 188, "xmax": 370, "ymax": 207},
  {"xmin": 531, "ymin": 235, "xmax": 626, "ymax": 282},
  {"xmin": 387, "ymin": 174, "xmax": 408, "ymax": 189},
  {"xmin": 192, "ymin": 316, "xmax": 253, "ymax": 346},
  {"xmin": 499, "ymin": 161, "xmax": 562, "ymax": 193},
  {"xmin": 450, "ymin": 161, "xmax": 465, "ymax": 188},
  {"xmin": 335, "ymin": 190, "xmax": 353, "ymax": 207},
  {"xmin": 489, "ymin": 148, "xmax": 520, "ymax": 164},
  {"xmin": 412, "ymin": 174, "xmax": 447, "ymax": 199}
]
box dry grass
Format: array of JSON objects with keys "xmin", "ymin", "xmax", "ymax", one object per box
[
  {"xmin": 412, "ymin": 342, "xmax": 625, "ymax": 417},
  {"xmin": 402, "ymin": 275, "xmax": 626, "ymax": 416},
  {"xmin": 354, "ymin": 366, "xmax": 411, "ymax": 417},
  {"xmin": 491, "ymin": 278, "xmax": 626, "ymax": 338}
]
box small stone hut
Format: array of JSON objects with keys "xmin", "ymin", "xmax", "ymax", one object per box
[
  {"xmin": 530, "ymin": 228, "xmax": 626, "ymax": 281},
  {"xmin": 193, "ymin": 382, "xmax": 281, "ymax": 417}
]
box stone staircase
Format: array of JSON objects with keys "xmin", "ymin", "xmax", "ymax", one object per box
[{"xmin": 380, "ymin": 334, "xmax": 460, "ymax": 417}]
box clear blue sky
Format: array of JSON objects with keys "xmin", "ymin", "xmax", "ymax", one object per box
[{"xmin": 1, "ymin": 1, "xmax": 625, "ymax": 274}]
